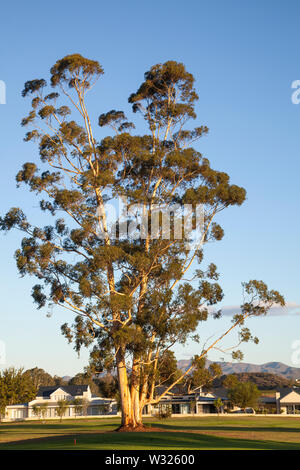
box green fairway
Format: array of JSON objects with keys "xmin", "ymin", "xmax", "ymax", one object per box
[{"xmin": 1, "ymin": 416, "xmax": 300, "ymax": 450}]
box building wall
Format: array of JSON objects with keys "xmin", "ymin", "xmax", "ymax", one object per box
[
  {"xmin": 5, "ymin": 392, "xmax": 118, "ymax": 422},
  {"xmin": 276, "ymin": 391, "xmax": 300, "ymax": 414},
  {"xmin": 197, "ymin": 403, "xmax": 216, "ymax": 413},
  {"xmin": 5, "ymin": 403, "xmax": 117, "ymax": 421}
]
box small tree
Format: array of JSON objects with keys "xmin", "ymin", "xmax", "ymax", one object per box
[
  {"xmin": 78, "ymin": 398, "xmax": 89, "ymax": 417},
  {"xmin": 157, "ymin": 404, "xmax": 172, "ymax": 420},
  {"xmin": 72, "ymin": 398, "xmax": 83, "ymax": 418},
  {"xmin": 40, "ymin": 403, "xmax": 49, "ymax": 422},
  {"xmin": 32, "ymin": 404, "xmax": 42, "ymax": 419},
  {"xmin": 228, "ymin": 382, "xmax": 260, "ymax": 411},
  {"xmin": 189, "ymin": 398, "xmax": 196, "ymax": 415},
  {"xmin": 213, "ymin": 397, "xmax": 223, "ymax": 415},
  {"xmin": 32, "ymin": 402, "xmax": 48, "ymax": 421},
  {"xmin": 56, "ymin": 399, "xmax": 68, "ymax": 422}
]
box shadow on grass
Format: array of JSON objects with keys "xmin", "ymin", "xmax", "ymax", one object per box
[
  {"xmin": 0, "ymin": 419, "xmax": 121, "ymax": 433},
  {"xmin": 153, "ymin": 424, "xmax": 300, "ymax": 434},
  {"xmin": 0, "ymin": 431, "xmax": 300, "ymax": 450},
  {"xmin": 149, "ymin": 421, "xmax": 300, "ymax": 434},
  {"xmin": 2, "ymin": 417, "xmax": 300, "ymax": 438}
]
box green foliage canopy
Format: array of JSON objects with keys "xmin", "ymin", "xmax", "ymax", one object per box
[
  {"xmin": 228, "ymin": 381, "xmax": 261, "ymax": 410},
  {"xmin": 0, "ymin": 367, "xmax": 36, "ymax": 418},
  {"xmin": 0, "ymin": 54, "xmax": 284, "ymax": 428}
]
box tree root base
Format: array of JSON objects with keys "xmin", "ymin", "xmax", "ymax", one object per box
[{"xmin": 115, "ymin": 424, "xmax": 161, "ymax": 432}]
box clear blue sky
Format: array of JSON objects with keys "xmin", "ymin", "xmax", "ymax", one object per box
[{"xmin": 0, "ymin": 0, "xmax": 300, "ymax": 376}]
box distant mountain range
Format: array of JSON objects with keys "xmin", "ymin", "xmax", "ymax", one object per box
[{"xmin": 177, "ymin": 360, "xmax": 300, "ymax": 381}]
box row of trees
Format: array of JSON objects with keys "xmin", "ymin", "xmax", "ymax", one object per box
[
  {"xmin": 0, "ymin": 366, "xmax": 114, "ymax": 421},
  {"xmin": 0, "ymin": 368, "xmax": 36, "ymax": 419},
  {"xmin": 0, "ymin": 354, "xmax": 222, "ymax": 418},
  {"xmin": 0, "ymin": 364, "xmax": 270, "ymax": 421},
  {"xmin": 0, "ymin": 365, "xmax": 115, "ymax": 416}
]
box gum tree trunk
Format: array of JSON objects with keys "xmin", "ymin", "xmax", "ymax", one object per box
[
  {"xmin": 116, "ymin": 348, "xmax": 132, "ymax": 428},
  {"xmin": 130, "ymin": 357, "xmax": 143, "ymax": 428},
  {"xmin": 116, "ymin": 350, "xmax": 145, "ymax": 431}
]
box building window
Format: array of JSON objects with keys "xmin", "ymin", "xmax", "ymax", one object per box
[{"xmin": 172, "ymin": 404, "xmax": 181, "ymax": 414}]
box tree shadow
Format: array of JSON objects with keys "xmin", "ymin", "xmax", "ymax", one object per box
[
  {"xmin": 1, "ymin": 431, "xmax": 300, "ymax": 450},
  {"xmin": 0, "ymin": 419, "xmax": 120, "ymax": 433},
  {"xmin": 150, "ymin": 421, "xmax": 300, "ymax": 434}
]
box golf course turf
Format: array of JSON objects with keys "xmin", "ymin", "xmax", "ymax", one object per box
[{"xmin": 0, "ymin": 416, "xmax": 300, "ymax": 450}]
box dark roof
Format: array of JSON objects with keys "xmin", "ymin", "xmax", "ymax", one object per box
[
  {"xmin": 36, "ymin": 385, "xmax": 88, "ymax": 398},
  {"xmin": 211, "ymin": 388, "xmax": 228, "ymax": 400},
  {"xmin": 197, "ymin": 396, "xmax": 218, "ymax": 403},
  {"xmin": 155, "ymin": 384, "xmax": 226, "ymax": 398},
  {"xmin": 259, "ymin": 396, "xmax": 276, "ymax": 404},
  {"xmin": 278, "ymin": 388, "xmax": 300, "ymax": 401}
]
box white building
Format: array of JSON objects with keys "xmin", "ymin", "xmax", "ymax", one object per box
[
  {"xmin": 276, "ymin": 388, "xmax": 300, "ymax": 414},
  {"xmin": 143, "ymin": 389, "xmax": 226, "ymax": 416},
  {"xmin": 5, "ymin": 385, "xmax": 118, "ymax": 421}
]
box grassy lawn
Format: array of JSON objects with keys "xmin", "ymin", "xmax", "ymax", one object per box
[{"xmin": 0, "ymin": 416, "xmax": 300, "ymax": 450}]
